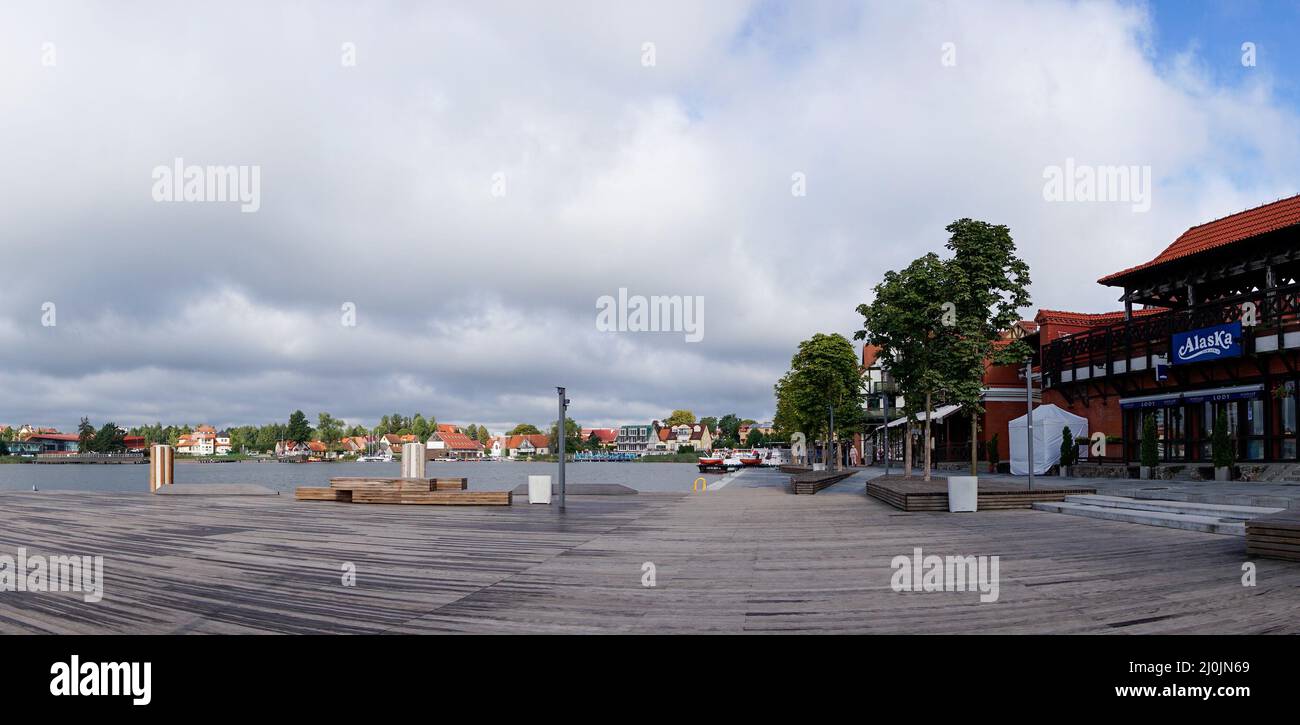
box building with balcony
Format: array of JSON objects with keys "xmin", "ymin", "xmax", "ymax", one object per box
[{"xmin": 1040, "ymin": 194, "xmax": 1300, "ymax": 466}]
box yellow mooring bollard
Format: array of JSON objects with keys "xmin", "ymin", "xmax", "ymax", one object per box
[{"xmin": 693, "ymin": 476, "xmax": 707, "ymax": 492}]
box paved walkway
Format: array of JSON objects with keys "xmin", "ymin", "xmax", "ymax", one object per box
[{"xmin": 2, "ymin": 475, "xmax": 1297, "ymax": 633}]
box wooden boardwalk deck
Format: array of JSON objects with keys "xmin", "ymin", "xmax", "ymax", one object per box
[
  {"xmin": 867, "ymin": 475, "xmax": 1096, "ymax": 511},
  {"xmin": 1, "ymin": 481, "xmax": 1298, "ymax": 634}
]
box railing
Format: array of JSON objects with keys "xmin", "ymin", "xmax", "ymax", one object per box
[{"xmin": 1043, "ymin": 283, "xmax": 1300, "ymax": 388}]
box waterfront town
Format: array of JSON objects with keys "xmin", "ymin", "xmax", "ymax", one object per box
[
  {"xmin": 6, "ymin": 2, "xmax": 1300, "ymax": 703},
  {"xmin": 4, "ymin": 196, "xmax": 1300, "ymax": 477}
]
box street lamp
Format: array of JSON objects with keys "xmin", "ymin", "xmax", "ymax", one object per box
[
  {"xmin": 1024, "ymin": 359, "xmax": 1034, "ymax": 491},
  {"xmin": 557, "ymin": 387, "xmax": 569, "ymax": 510}
]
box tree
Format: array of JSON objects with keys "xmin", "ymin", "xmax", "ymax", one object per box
[
  {"xmin": 747, "ymin": 429, "xmax": 766, "ymax": 447},
  {"xmin": 718, "ymin": 414, "xmax": 742, "ymax": 442},
  {"xmin": 508, "ymin": 423, "xmax": 541, "ymax": 436},
  {"xmin": 549, "ymin": 417, "xmax": 581, "ymax": 454},
  {"xmin": 699, "ymin": 416, "xmax": 718, "ymax": 434},
  {"xmin": 348, "ymin": 424, "xmax": 369, "ymax": 438},
  {"xmin": 773, "ymin": 333, "xmax": 864, "ymax": 470},
  {"xmin": 664, "ymin": 410, "xmax": 696, "ymax": 426},
  {"xmin": 412, "ymin": 414, "xmax": 431, "ymax": 442},
  {"xmin": 475, "ymin": 425, "xmax": 490, "ymax": 444},
  {"xmin": 586, "ymin": 432, "xmax": 602, "ymax": 450},
  {"xmin": 942, "ymin": 219, "xmax": 1033, "ymax": 475},
  {"xmin": 316, "ymin": 413, "xmax": 343, "ymax": 446},
  {"xmin": 92, "ymin": 422, "xmax": 126, "ymax": 453},
  {"xmin": 857, "ymin": 253, "xmax": 963, "ymax": 480},
  {"xmin": 77, "ymin": 417, "xmax": 95, "ymax": 452},
  {"xmin": 463, "ymin": 423, "xmax": 478, "ymax": 441},
  {"xmin": 286, "ymin": 410, "xmax": 312, "ymax": 444}
]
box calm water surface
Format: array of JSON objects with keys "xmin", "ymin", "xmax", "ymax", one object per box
[{"xmin": 0, "ymin": 460, "xmax": 717, "ymax": 493}]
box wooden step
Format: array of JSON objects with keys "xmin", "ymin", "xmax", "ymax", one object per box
[
  {"xmin": 329, "ymin": 477, "xmax": 434, "ymax": 492},
  {"xmin": 433, "ymin": 478, "xmax": 468, "ymax": 491},
  {"xmin": 294, "ymin": 487, "xmax": 352, "ymax": 502},
  {"xmin": 350, "ymin": 490, "xmax": 512, "ymax": 506}
]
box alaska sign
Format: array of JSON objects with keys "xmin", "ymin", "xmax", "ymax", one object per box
[{"xmin": 1171, "ymin": 321, "xmax": 1242, "ymax": 365}]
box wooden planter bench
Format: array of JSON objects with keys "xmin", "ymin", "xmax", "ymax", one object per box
[
  {"xmin": 293, "ymin": 477, "xmax": 507, "ymax": 506},
  {"xmin": 1246, "ymin": 509, "xmax": 1300, "ymax": 561},
  {"xmin": 789, "ymin": 470, "xmax": 854, "ymax": 494}
]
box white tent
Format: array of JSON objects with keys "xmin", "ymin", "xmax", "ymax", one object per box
[{"xmin": 1008, "ymin": 404, "xmax": 1088, "ymax": 475}]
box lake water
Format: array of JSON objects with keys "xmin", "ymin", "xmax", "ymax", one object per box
[{"xmin": 0, "ymin": 460, "xmax": 719, "ymax": 494}]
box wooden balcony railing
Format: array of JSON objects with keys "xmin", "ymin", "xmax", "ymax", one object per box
[{"xmin": 1043, "ymin": 283, "xmax": 1300, "ymax": 388}]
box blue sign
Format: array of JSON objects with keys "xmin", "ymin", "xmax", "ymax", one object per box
[{"xmin": 1171, "ymin": 322, "xmax": 1242, "ymax": 365}]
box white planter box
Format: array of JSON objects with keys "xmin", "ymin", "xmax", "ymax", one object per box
[
  {"xmin": 812, "ymin": 463, "xmax": 826, "ymax": 471},
  {"xmin": 947, "ymin": 476, "xmax": 978, "ymax": 513},
  {"xmin": 528, "ymin": 475, "xmax": 552, "ymax": 504}
]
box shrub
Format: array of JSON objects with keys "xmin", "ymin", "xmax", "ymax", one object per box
[
  {"xmin": 1140, "ymin": 414, "xmax": 1159, "ymax": 468},
  {"xmin": 1059, "ymin": 426, "xmax": 1077, "ymax": 467},
  {"xmin": 1212, "ymin": 412, "xmax": 1235, "ymax": 469}
]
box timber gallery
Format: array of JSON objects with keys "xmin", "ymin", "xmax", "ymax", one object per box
[{"xmin": 1040, "ymin": 194, "xmax": 1300, "ymax": 473}]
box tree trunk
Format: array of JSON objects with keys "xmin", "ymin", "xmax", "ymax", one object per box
[
  {"xmin": 904, "ymin": 422, "xmax": 913, "ymax": 479},
  {"xmin": 923, "ymin": 391, "xmax": 932, "ymax": 482},
  {"xmin": 970, "ymin": 412, "xmax": 978, "ymax": 477}
]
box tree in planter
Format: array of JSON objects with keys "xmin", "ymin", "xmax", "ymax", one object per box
[
  {"xmin": 772, "ymin": 333, "xmax": 865, "ymax": 470},
  {"xmin": 1059, "ymin": 425, "xmax": 1077, "ymax": 472},
  {"xmin": 1212, "ymin": 411, "xmax": 1235, "ymax": 473},
  {"xmin": 1140, "ymin": 414, "xmax": 1159, "ymax": 472}
]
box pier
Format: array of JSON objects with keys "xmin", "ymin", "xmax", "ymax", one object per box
[
  {"xmin": 2, "ymin": 467, "xmax": 1298, "ymax": 633},
  {"xmin": 31, "ymin": 453, "xmax": 147, "ymax": 464}
]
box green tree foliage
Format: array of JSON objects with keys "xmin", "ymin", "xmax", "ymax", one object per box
[
  {"xmin": 77, "ymin": 417, "xmax": 95, "ymax": 451},
  {"xmin": 508, "ymin": 423, "xmax": 541, "ymax": 436},
  {"xmin": 286, "ymin": 410, "xmax": 312, "ymax": 444},
  {"xmin": 412, "ymin": 414, "xmax": 431, "ymax": 442},
  {"xmin": 475, "ymin": 425, "xmax": 491, "ymax": 444},
  {"xmin": 773, "ymin": 333, "xmax": 865, "ymax": 463},
  {"xmin": 664, "ymin": 409, "xmax": 696, "ymax": 426},
  {"xmin": 316, "ymin": 413, "xmax": 343, "ymax": 446},
  {"xmin": 548, "ymin": 417, "xmax": 582, "ymax": 453},
  {"xmin": 747, "ymin": 429, "xmax": 766, "ymax": 447},
  {"xmin": 699, "ymin": 416, "xmax": 718, "ymax": 434}
]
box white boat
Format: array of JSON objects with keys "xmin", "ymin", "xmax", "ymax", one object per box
[{"xmin": 357, "ymin": 454, "xmax": 391, "ymax": 462}]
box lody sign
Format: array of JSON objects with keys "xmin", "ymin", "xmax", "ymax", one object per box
[{"xmin": 1171, "ymin": 321, "xmax": 1242, "ymax": 365}]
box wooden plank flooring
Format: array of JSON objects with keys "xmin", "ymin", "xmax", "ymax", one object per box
[{"xmin": 1, "ymin": 475, "xmax": 1298, "ymax": 634}]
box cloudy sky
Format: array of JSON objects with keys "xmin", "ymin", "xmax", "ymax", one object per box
[{"xmin": 2, "ymin": 0, "xmax": 1299, "ymax": 433}]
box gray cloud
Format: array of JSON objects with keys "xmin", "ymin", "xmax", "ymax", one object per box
[{"xmin": 1, "ymin": 1, "xmax": 1298, "ymax": 432}]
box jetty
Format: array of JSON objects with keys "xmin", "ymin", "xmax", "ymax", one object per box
[{"xmin": 2, "ymin": 466, "xmax": 1298, "ymax": 634}]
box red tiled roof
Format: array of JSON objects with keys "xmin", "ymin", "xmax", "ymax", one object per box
[
  {"xmin": 506, "ymin": 434, "xmax": 550, "ymax": 449},
  {"xmin": 308, "ymin": 441, "xmax": 327, "ymax": 452},
  {"xmin": 580, "ymin": 428, "xmax": 618, "ymax": 443},
  {"xmin": 1099, "ymin": 194, "xmax": 1300, "ymax": 284},
  {"xmin": 1035, "ymin": 307, "xmax": 1167, "ymax": 326},
  {"xmin": 862, "ymin": 344, "xmax": 882, "ymax": 367},
  {"xmin": 437, "ymin": 431, "xmax": 482, "ymax": 450},
  {"xmin": 27, "ymin": 433, "xmax": 79, "ymax": 442}
]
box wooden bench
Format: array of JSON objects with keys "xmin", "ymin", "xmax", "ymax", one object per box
[
  {"xmin": 293, "ymin": 477, "xmax": 509, "ymax": 506},
  {"xmin": 1246, "ymin": 509, "xmax": 1300, "ymax": 561},
  {"xmin": 294, "ymin": 487, "xmax": 351, "ymax": 502},
  {"xmin": 350, "ymin": 490, "xmax": 512, "ymax": 506},
  {"xmin": 789, "ymin": 471, "xmax": 854, "ymax": 494}
]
